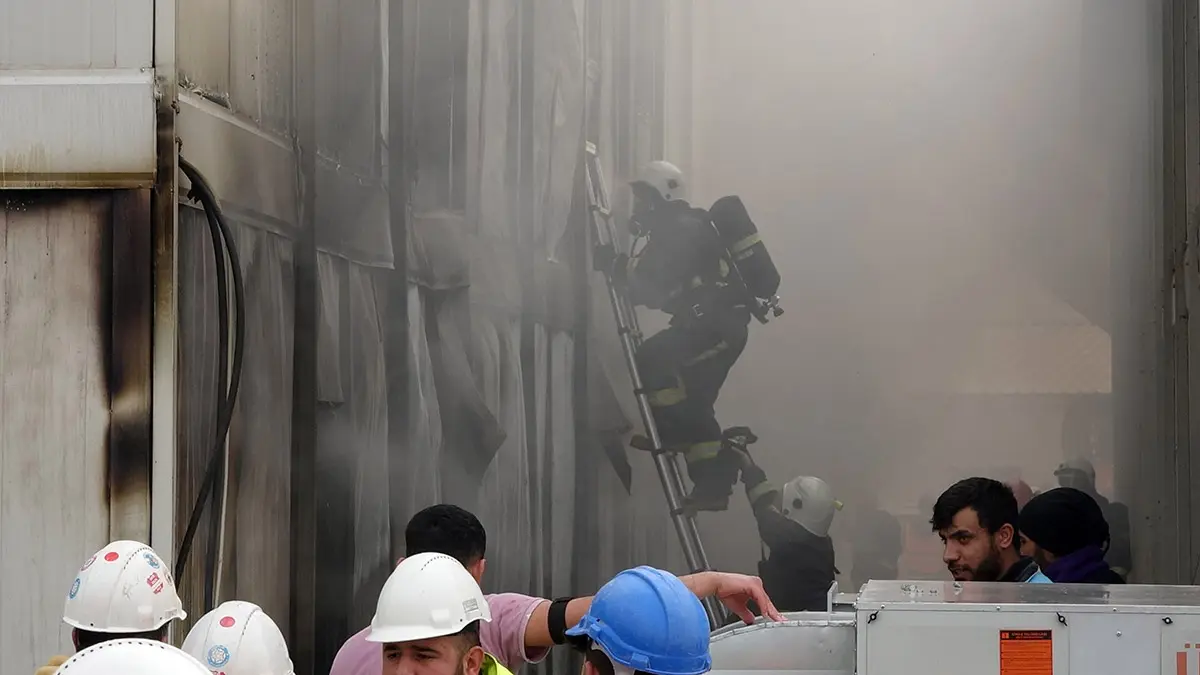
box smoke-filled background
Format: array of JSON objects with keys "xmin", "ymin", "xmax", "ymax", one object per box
[
  {"xmin": 0, "ymin": 1, "xmax": 1184, "ymax": 674},
  {"xmin": 683, "ymin": 0, "xmax": 1157, "ymax": 581}
]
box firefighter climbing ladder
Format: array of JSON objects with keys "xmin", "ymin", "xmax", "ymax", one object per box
[{"xmin": 583, "ymin": 142, "xmax": 725, "ymax": 627}]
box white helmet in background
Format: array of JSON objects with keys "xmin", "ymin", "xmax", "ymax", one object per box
[
  {"xmin": 780, "ymin": 476, "xmax": 843, "ymax": 538},
  {"xmin": 367, "ymin": 552, "xmax": 492, "ymax": 644},
  {"xmin": 183, "ymin": 601, "xmax": 294, "ymax": 675},
  {"xmin": 1054, "ymin": 457, "xmax": 1097, "ymax": 484},
  {"xmin": 632, "ymin": 160, "xmax": 687, "ymax": 202},
  {"xmin": 64, "ymin": 540, "xmax": 186, "ymax": 633},
  {"xmin": 58, "ymin": 638, "xmax": 210, "ymax": 675}
]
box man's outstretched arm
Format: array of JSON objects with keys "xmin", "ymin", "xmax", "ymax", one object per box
[{"xmin": 523, "ymin": 570, "xmax": 784, "ymax": 649}]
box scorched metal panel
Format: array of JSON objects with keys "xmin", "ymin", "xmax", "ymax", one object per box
[{"xmin": 0, "ymin": 194, "xmax": 112, "ymax": 674}]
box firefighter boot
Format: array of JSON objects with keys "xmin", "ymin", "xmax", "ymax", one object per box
[
  {"xmin": 681, "ymin": 448, "xmax": 738, "ymax": 513},
  {"xmin": 681, "ymin": 483, "xmax": 731, "ymax": 513}
]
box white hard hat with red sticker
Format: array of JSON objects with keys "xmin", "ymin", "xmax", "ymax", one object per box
[
  {"xmin": 63, "ymin": 540, "xmax": 186, "ymax": 633},
  {"xmin": 183, "ymin": 600, "xmax": 295, "ymax": 675},
  {"xmin": 56, "ymin": 638, "xmax": 210, "ymax": 675}
]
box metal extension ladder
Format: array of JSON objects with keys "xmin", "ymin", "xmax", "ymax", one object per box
[{"xmin": 583, "ymin": 142, "xmax": 724, "ymax": 627}]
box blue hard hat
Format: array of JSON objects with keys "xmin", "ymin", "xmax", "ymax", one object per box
[{"xmin": 565, "ymin": 566, "xmax": 711, "ymax": 675}]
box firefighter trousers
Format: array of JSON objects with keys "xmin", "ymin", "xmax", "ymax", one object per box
[{"xmin": 635, "ymin": 307, "xmax": 751, "ymax": 499}]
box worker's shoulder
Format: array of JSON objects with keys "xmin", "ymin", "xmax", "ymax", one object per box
[{"xmin": 329, "ymin": 625, "xmax": 377, "ymax": 675}]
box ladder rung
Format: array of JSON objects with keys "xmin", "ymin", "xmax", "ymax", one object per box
[{"xmin": 591, "ymin": 205, "xmax": 611, "ymax": 217}]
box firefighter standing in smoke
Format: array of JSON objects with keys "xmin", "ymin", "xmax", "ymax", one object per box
[
  {"xmin": 734, "ymin": 447, "xmax": 841, "ymax": 612},
  {"xmin": 606, "ymin": 160, "xmax": 780, "ymax": 512}
]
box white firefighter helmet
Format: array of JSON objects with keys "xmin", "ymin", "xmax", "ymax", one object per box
[
  {"xmin": 57, "ymin": 638, "xmax": 210, "ymax": 675},
  {"xmin": 632, "ymin": 160, "xmax": 687, "ymax": 202},
  {"xmin": 779, "ymin": 476, "xmax": 842, "ymax": 538},
  {"xmin": 1054, "ymin": 457, "xmax": 1096, "ymax": 482},
  {"xmin": 183, "ymin": 601, "xmax": 294, "ymax": 675},
  {"xmin": 64, "ymin": 540, "xmax": 186, "ymax": 633},
  {"xmin": 367, "ymin": 552, "xmax": 492, "ymax": 645}
]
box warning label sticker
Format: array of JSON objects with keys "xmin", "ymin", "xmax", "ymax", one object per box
[{"xmin": 1000, "ymin": 630, "xmax": 1053, "ymax": 675}]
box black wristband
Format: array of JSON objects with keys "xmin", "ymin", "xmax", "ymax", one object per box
[{"xmin": 547, "ymin": 597, "xmax": 575, "ymax": 645}]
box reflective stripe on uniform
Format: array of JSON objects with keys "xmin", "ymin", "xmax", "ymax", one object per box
[
  {"xmin": 746, "ymin": 481, "xmax": 776, "ymax": 503},
  {"xmin": 683, "ymin": 341, "xmax": 728, "ymax": 367},
  {"xmin": 483, "ymin": 654, "xmax": 515, "ymax": 675},
  {"xmin": 684, "ymin": 441, "xmax": 723, "ymax": 463},
  {"xmin": 646, "ymin": 378, "xmax": 687, "ymax": 407}
]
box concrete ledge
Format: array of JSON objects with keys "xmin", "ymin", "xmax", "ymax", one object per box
[{"xmin": 0, "ymin": 69, "xmax": 157, "ymax": 188}]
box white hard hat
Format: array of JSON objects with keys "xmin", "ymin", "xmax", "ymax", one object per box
[
  {"xmin": 64, "ymin": 540, "xmax": 186, "ymax": 633},
  {"xmin": 632, "ymin": 160, "xmax": 687, "ymax": 202},
  {"xmin": 367, "ymin": 552, "xmax": 492, "ymax": 644},
  {"xmin": 780, "ymin": 476, "xmax": 843, "ymax": 538},
  {"xmin": 57, "ymin": 638, "xmax": 210, "ymax": 675},
  {"xmin": 183, "ymin": 601, "xmax": 294, "ymax": 675},
  {"xmin": 1055, "ymin": 457, "xmax": 1096, "ymax": 481}
]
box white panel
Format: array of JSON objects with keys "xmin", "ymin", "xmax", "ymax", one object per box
[
  {"xmin": 0, "ymin": 0, "xmax": 153, "ymax": 69},
  {"xmin": 0, "ymin": 197, "xmax": 111, "ymax": 672},
  {"xmin": 1161, "ymin": 615, "xmax": 1200, "ymax": 675},
  {"xmin": 710, "ymin": 615, "xmax": 855, "ymax": 675},
  {"xmin": 176, "ymin": 92, "xmax": 298, "ymax": 229},
  {"xmin": 0, "ymin": 70, "xmax": 156, "ymax": 186},
  {"xmin": 1067, "ymin": 613, "xmax": 1161, "ymax": 675}
]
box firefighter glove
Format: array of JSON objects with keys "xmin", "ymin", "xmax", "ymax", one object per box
[{"xmin": 741, "ymin": 462, "xmax": 768, "ymax": 489}]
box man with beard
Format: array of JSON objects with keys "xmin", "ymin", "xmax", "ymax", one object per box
[
  {"xmin": 1019, "ymin": 487, "xmax": 1124, "ymax": 584},
  {"xmin": 930, "ymin": 477, "xmax": 1052, "ymax": 583},
  {"xmin": 368, "ymin": 552, "xmax": 515, "ymax": 675}
]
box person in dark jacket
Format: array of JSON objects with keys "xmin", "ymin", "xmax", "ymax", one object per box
[
  {"xmin": 736, "ymin": 449, "xmax": 840, "ymax": 612},
  {"xmin": 1018, "ymin": 487, "xmax": 1125, "ymax": 584},
  {"xmin": 611, "ymin": 160, "xmax": 752, "ymax": 512},
  {"xmin": 931, "ymin": 477, "xmax": 1052, "ymax": 583},
  {"xmin": 1053, "ymin": 458, "xmax": 1132, "ymax": 580},
  {"xmin": 850, "ymin": 494, "xmax": 902, "ymax": 589}
]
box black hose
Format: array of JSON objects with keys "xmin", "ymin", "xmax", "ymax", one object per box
[
  {"xmin": 199, "ymin": 178, "xmax": 229, "ymax": 614},
  {"xmin": 174, "ymin": 157, "xmax": 247, "ymax": 615}
]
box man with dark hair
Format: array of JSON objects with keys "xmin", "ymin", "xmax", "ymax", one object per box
[
  {"xmin": 930, "ymin": 477, "xmax": 1051, "ymax": 583},
  {"xmin": 1019, "ymin": 487, "xmax": 1124, "ymax": 584},
  {"xmin": 332, "ymin": 504, "xmax": 784, "ymax": 675},
  {"xmin": 404, "ymin": 503, "xmax": 489, "ymax": 575}
]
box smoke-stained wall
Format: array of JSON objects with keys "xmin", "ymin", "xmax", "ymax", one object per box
[{"xmin": 170, "ymin": 1, "xmax": 690, "ymax": 674}]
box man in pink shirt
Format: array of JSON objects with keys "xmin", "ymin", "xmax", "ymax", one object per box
[{"xmin": 331, "ymin": 505, "xmax": 783, "ymax": 675}]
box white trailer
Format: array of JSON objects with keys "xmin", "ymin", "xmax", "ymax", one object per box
[{"xmin": 711, "ymin": 580, "xmax": 1200, "ymax": 675}]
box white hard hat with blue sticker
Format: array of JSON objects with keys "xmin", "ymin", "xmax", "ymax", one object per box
[
  {"xmin": 183, "ymin": 600, "xmax": 295, "ymax": 675},
  {"xmin": 63, "ymin": 540, "xmax": 186, "ymax": 633}
]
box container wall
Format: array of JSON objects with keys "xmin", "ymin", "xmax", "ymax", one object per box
[
  {"xmin": 0, "ymin": 193, "xmax": 141, "ymax": 675},
  {"xmin": 0, "ymin": 1, "xmax": 156, "ymax": 186}
]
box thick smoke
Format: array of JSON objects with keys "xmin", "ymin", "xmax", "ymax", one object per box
[{"xmin": 685, "ymin": 0, "xmax": 1151, "ymax": 580}]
